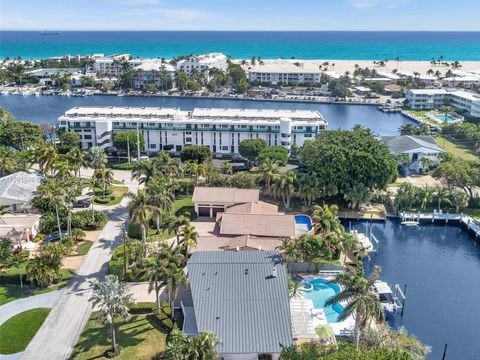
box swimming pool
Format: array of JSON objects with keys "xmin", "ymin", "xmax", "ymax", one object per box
[
  {"xmin": 435, "ymin": 114, "xmax": 456, "ymax": 123},
  {"xmin": 304, "ymin": 278, "xmax": 344, "ymax": 323},
  {"xmin": 295, "ymin": 214, "xmax": 313, "ymax": 231}
]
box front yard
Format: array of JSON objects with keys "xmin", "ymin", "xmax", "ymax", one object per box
[{"xmin": 434, "ymin": 135, "xmax": 478, "ymax": 161}]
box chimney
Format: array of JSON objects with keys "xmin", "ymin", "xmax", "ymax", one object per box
[{"xmin": 272, "ymin": 267, "xmax": 277, "ymax": 278}]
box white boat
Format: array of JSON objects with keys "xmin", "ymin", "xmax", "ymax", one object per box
[
  {"xmin": 372, "ymin": 280, "xmax": 396, "ymax": 313},
  {"xmin": 401, "ymin": 220, "xmax": 419, "ymax": 227},
  {"xmin": 350, "ymin": 230, "xmax": 374, "ymax": 252}
]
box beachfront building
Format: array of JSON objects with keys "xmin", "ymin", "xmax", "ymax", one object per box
[
  {"xmin": 176, "ymin": 53, "xmax": 228, "ymax": 78},
  {"xmin": 248, "ymin": 59, "xmax": 322, "ymax": 85},
  {"xmin": 85, "ymin": 54, "xmax": 132, "ymax": 76},
  {"xmin": 184, "ymin": 250, "xmax": 292, "ymax": 359},
  {"xmin": 405, "ymin": 88, "xmax": 480, "ymax": 117},
  {"xmin": 58, "ymin": 106, "xmax": 327, "ymax": 155},
  {"xmin": 380, "ymin": 135, "xmax": 445, "ymax": 173},
  {"xmin": 131, "ymin": 61, "xmax": 176, "ymax": 90},
  {"xmin": 396, "ymin": 71, "xmax": 438, "ymax": 87}
]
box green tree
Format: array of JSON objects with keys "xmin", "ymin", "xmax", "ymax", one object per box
[
  {"xmin": 228, "ymin": 171, "xmax": 258, "ymax": 189},
  {"xmin": 132, "ymin": 160, "xmax": 156, "ymax": 185},
  {"xmin": 418, "ymin": 157, "xmax": 434, "ymax": 172},
  {"xmin": 0, "ymin": 146, "xmax": 15, "ymax": 176},
  {"xmin": 271, "ymin": 171, "xmax": 296, "ymax": 208},
  {"xmin": 0, "ymin": 239, "xmax": 13, "ymax": 270},
  {"xmin": 127, "ymin": 189, "xmax": 150, "ymax": 241},
  {"xmin": 146, "ymin": 177, "xmax": 176, "ymax": 231},
  {"xmin": 296, "ymin": 173, "xmax": 319, "ymax": 207},
  {"xmin": 326, "ymin": 266, "xmax": 384, "ymax": 349},
  {"xmin": 238, "ymin": 138, "xmax": 267, "ymax": 163},
  {"xmin": 89, "ymin": 275, "xmax": 133, "ymax": 355},
  {"xmin": 0, "ymin": 119, "xmax": 44, "ymax": 150},
  {"xmin": 257, "ymin": 158, "xmax": 281, "ymax": 192},
  {"xmin": 450, "ymin": 190, "xmax": 468, "ymax": 212},
  {"xmin": 93, "ymin": 167, "xmax": 114, "ymax": 197},
  {"xmin": 153, "ymin": 152, "xmax": 181, "ymax": 178},
  {"xmin": 180, "ymin": 145, "xmax": 212, "ymax": 164},
  {"xmin": 258, "ymin": 146, "xmax": 289, "ymax": 166},
  {"xmin": 300, "ymin": 127, "xmax": 397, "ymax": 203},
  {"xmin": 87, "ymin": 146, "xmax": 107, "ymax": 170},
  {"xmin": 435, "ymin": 186, "xmax": 451, "ymax": 211},
  {"xmin": 312, "ymin": 204, "xmax": 343, "ymax": 235},
  {"xmin": 9, "ymin": 250, "xmax": 28, "ymax": 289},
  {"xmin": 288, "ymin": 279, "xmax": 305, "ymax": 299},
  {"xmin": 36, "ymin": 143, "xmax": 58, "ymax": 175},
  {"xmin": 113, "ymin": 131, "xmax": 144, "ymax": 156},
  {"xmin": 162, "ymin": 213, "xmax": 190, "ymax": 246},
  {"xmin": 179, "ymin": 225, "xmax": 198, "ymax": 256}
]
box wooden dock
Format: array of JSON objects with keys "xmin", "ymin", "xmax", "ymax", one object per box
[{"xmin": 338, "ymin": 205, "xmax": 387, "ymax": 221}]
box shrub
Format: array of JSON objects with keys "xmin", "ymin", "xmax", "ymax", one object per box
[
  {"xmin": 228, "ymin": 171, "xmax": 258, "ymax": 188},
  {"xmin": 127, "ymin": 223, "xmax": 142, "ymax": 239},
  {"xmin": 111, "ymin": 162, "xmax": 135, "ymax": 170},
  {"xmin": 128, "ymin": 302, "xmax": 157, "ymax": 314},
  {"xmin": 72, "ymin": 210, "xmax": 108, "ymax": 230}
]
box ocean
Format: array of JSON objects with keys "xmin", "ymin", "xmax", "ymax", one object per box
[{"xmin": 1, "ymin": 31, "xmax": 480, "ymax": 60}]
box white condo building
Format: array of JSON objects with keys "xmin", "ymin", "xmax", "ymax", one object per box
[
  {"xmin": 176, "ymin": 53, "xmax": 228, "ymax": 78},
  {"xmin": 248, "ymin": 59, "xmax": 322, "ymax": 85},
  {"xmin": 58, "ymin": 107, "xmax": 327, "ymax": 155},
  {"xmin": 405, "ymin": 88, "xmax": 480, "ymax": 117}
]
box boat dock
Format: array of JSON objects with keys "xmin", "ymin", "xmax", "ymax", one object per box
[{"xmin": 400, "ymin": 211, "xmax": 480, "ymax": 241}]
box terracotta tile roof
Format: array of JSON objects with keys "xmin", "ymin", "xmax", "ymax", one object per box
[
  {"xmin": 194, "ymin": 235, "xmax": 284, "ymax": 252},
  {"xmin": 226, "ymin": 201, "xmax": 278, "ymax": 215},
  {"xmin": 220, "ymin": 213, "xmax": 296, "ymax": 237},
  {"xmin": 192, "ymin": 187, "xmax": 259, "ymax": 204}
]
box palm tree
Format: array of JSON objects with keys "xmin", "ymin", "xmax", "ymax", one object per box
[
  {"xmin": 322, "ymin": 231, "xmax": 343, "ymax": 261},
  {"xmin": 326, "ymin": 266, "xmax": 384, "ymax": 349},
  {"xmin": 89, "ymin": 275, "xmax": 133, "ymax": 355},
  {"xmin": 9, "ymin": 251, "xmax": 28, "ymax": 290},
  {"xmin": 186, "ymin": 161, "xmax": 206, "ymax": 184},
  {"xmin": 53, "ymin": 160, "xmax": 73, "ymax": 180},
  {"xmin": 312, "ymin": 204, "xmax": 343, "ymax": 235},
  {"xmin": 93, "ymin": 167, "xmax": 114, "ymax": 197},
  {"xmin": 435, "ymin": 186, "xmax": 451, "ymax": 211},
  {"xmin": 418, "ymin": 184, "xmax": 435, "ymax": 210},
  {"xmin": 450, "ymin": 190, "xmax": 468, "ymax": 213},
  {"xmin": 26, "ymin": 257, "xmax": 57, "ymax": 288},
  {"xmin": 0, "ymin": 147, "xmax": 15, "ymax": 176},
  {"xmin": 271, "ymin": 171, "xmax": 296, "ymax": 208},
  {"xmin": 180, "ymin": 225, "xmax": 198, "ymax": 256},
  {"xmin": 66, "ymin": 147, "xmax": 87, "ymax": 177},
  {"xmin": 153, "ymin": 152, "xmax": 181, "ymax": 178},
  {"xmin": 87, "ymin": 146, "xmax": 107, "ymax": 170},
  {"xmin": 419, "ymin": 157, "xmax": 434, "ymax": 173},
  {"xmin": 136, "ymin": 255, "xmax": 164, "ymax": 311},
  {"xmin": 257, "ymin": 158, "xmax": 280, "ymax": 191},
  {"xmin": 132, "ymin": 160, "xmax": 156, "ymax": 185},
  {"xmin": 288, "ymin": 279, "xmax": 305, "ymax": 299},
  {"xmin": 37, "ymin": 179, "xmax": 66, "ymax": 241},
  {"xmin": 146, "ymin": 178, "xmax": 176, "ymax": 231},
  {"xmin": 165, "ymin": 265, "xmax": 188, "ymax": 320},
  {"xmin": 36, "ymin": 143, "xmax": 58, "ymax": 175},
  {"xmin": 128, "ymin": 189, "xmax": 150, "ymax": 241},
  {"xmin": 163, "ymin": 213, "xmax": 190, "ymax": 246},
  {"xmin": 186, "ymin": 331, "xmax": 221, "ymax": 359},
  {"xmin": 296, "ymin": 173, "xmax": 319, "ymax": 207}
]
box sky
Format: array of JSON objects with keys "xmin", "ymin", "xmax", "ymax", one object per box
[{"xmin": 1, "ymin": 0, "xmax": 479, "ymax": 31}]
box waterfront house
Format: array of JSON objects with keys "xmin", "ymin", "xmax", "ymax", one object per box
[
  {"xmin": 380, "ymin": 135, "xmax": 445, "ymax": 173},
  {"xmin": 183, "ymin": 250, "xmax": 293, "ymax": 360},
  {"xmin": 58, "ymin": 106, "xmax": 327, "ymax": 155},
  {"xmin": 0, "ymin": 172, "xmax": 42, "ymax": 212}
]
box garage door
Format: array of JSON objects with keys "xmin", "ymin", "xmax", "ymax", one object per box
[
  {"xmin": 212, "ymin": 207, "xmax": 224, "ymax": 218},
  {"xmin": 198, "ymin": 206, "xmax": 210, "ymax": 217}
]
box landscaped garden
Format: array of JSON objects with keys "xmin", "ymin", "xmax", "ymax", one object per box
[{"xmin": 0, "ymin": 308, "xmax": 51, "ymax": 354}]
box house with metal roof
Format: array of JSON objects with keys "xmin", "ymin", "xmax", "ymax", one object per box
[
  {"xmin": 380, "ymin": 135, "xmax": 445, "ymax": 173},
  {"xmin": 0, "ymin": 172, "xmax": 42, "ymax": 212},
  {"xmin": 184, "ymin": 250, "xmax": 293, "ymax": 359}
]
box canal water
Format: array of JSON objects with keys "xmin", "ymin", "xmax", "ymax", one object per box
[
  {"xmin": 0, "ymin": 94, "xmax": 413, "ymax": 135},
  {"xmin": 350, "ymin": 219, "xmax": 480, "ymax": 359}
]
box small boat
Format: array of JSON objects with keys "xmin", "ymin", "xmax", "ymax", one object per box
[
  {"xmin": 40, "ymin": 31, "xmax": 61, "ymax": 35},
  {"xmin": 401, "ymin": 220, "xmax": 419, "ymax": 227},
  {"xmin": 373, "ymin": 280, "xmax": 396, "ymax": 313},
  {"xmin": 350, "ymin": 230, "xmax": 374, "ymax": 252}
]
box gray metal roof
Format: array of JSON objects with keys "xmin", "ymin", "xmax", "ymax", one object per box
[
  {"xmin": 187, "ymin": 251, "xmax": 293, "ymax": 354},
  {"xmin": 380, "ymin": 135, "xmax": 444, "ymax": 154},
  {"xmin": 0, "ymin": 172, "xmax": 42, "ymax": 205}
]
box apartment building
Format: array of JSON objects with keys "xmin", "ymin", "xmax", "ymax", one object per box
[
  {"xmin": 248, "ymin": 59, "xmax": 322, "ymax": 85},
  {"xmin": 176, "ymin": 53, "xmax": 228, "ymax": 78},
  {"xmin": 405, "ymin": 88, "xmax": 480, "ymax": 117},
  {"xmin": 58, "ymin": 106, "xmax": 328, "ymax": 155}
]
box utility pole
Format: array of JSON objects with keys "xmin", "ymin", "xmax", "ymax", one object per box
[
  {"xmin": 442, "ymin": 343, "xmax": 448, "ymax": 360},
  {"xmin": 136, "ymin": 121, "xmax": 141, "ymax": 161},
  {"xmin": 126, "ymin": 135, "xmax": 130, "ymax": 163}
]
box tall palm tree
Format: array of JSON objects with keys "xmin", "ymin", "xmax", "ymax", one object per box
[
  {"xmin": 312, "ymin": 204, "xmax": 343, "ymax": 235},
  {"xmin": 127, "ymin": 189, "xmax": 150, "ymax": 241},
  {"xmin": 37, "ymin": 179, "xmax": 66, "ymax": 241},
  {"xmin": 257, "ymin": 158, "xmax": 280, "ymax": 192},
  {"xmin": 153, "ymin": 152, "xmax": 181, "ymax": 178},
  {"xmin": 66, "ymin": 147, "xmax": 87, "ymax": 177},
  {"xmin": 89, "ymin": 275, "xmax": 133, "ymax": 355},
  {"xmin": 9, "ymin": 251, "xmax": 28, "ymax": 290},
  {"xmin": 418, "ymin": 184, "xmax": 435, "ymax": 210},
  {"xmin": 186, "ymin": 161, "xmax": 206, "ymax": 184},
  {"xmin": 36, "ymin": 143, "xmax": 58, "ymax": 175},
  {"xmin": 136, "ymin": 255, "xmax": 164, "ymax": 310},
  {"xmin": 326, "ymin": 266, "xmax": 384, "ymax": 349},
  {"xmin": 163, "ymin": 213, "xmax": 190, "ymax": 245},
  {"xmin": 165, "ymin": 265, "xmax": 188, "ymax": 320},
  {"xmin": 180, "ymin": 225, "xmax": 198, "ymax": 256},
  {"xmin": 87, "ymin": 146, "xmax": 107, "ymax": 170},
  {"xmin": 435, "ymin": 186, "xmax": 451, "ymax": 211},
  {"xmin": 93, "ymin": 167, "xmax": 114, "ymax": 197},
  {"xmin": 296, "ymin": 173, "xmax": 319, "ymax": 207},
  {"xmin": 271, "ymin": 171, "xmax": 296, "ymax": 208},
  {"xmin": 322, "ymin": 232, "xmax": 343, "ymax": 261},
  {"xmin": 450, "ymin": 190, "xmax": 468, "ymax": 213},
  {"xmin": 146, "ymin": 178, "xmax": 176, "ymax": 231},
  {"xmin": 53, "ymin": 159, "xmax": 73, "ymax": 180},
  {"xmin": 131, "ymin": 160, "xmax": 156, "ymax": 185}
]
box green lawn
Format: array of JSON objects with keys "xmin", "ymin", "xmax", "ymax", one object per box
[
  {"xmin": 0, "ymin": 268, "xmax": 75, "ymax": 306},
  {"xmin": 77, "ymin": 241, "xmax": 94, "ymax": 256},
  {"xmin": 70, "ymin": 313, "xmax": 167, "ymax": 360},
  {"xmin": 434, "ymin": 135, "xmax": 478, "ymax": 161},
  {"xmin": 0, "ymin": 308, "xmax": 51, "ymax": 354},
  {"xmin": 171, "ymin": 196, "xmax": 196, "ymax": 219},
  {"xmin": 94, "ymin": 186, "xmax": 128, "ymax": 206}
]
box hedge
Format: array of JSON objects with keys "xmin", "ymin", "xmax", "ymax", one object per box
[{"xmin": 128, "ymin": 302, "xmax": 157, "ymax": 314}]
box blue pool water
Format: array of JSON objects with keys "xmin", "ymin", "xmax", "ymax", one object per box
[
  {"xmin": 435, "ymin": 114, "xmax": 456, "ymax": 123},
  {"xmin": 295, "ymin": 214, "xmax": 312, "ymax": 231},
  {"xmin": 304, "ymin": 278, "xmax": 344, "ymax": 323}
]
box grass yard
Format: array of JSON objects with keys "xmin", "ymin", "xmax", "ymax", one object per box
[
  {"xmin": 434, "ymin": 135, "xmax": 478, "ymax": 161},
  {"xmin": 0, "ymin": 268, "xmax": 75, "ymax": 306},
  {"xmin": 77, "ymin": 241, "xmax": 94, "ymax": 256},
  {"xmin": 0, "ymin": 308, "xmax": 51, "ymax": 354},
  {"xmin": 70, "ymin": 313, "xmax": 167, "ymax": 360},
  {"xmin": 94, "ymin": 186, "xmax": 128, "ymax": 206}
]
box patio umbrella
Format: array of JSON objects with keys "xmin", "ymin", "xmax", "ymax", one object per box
[{"xmin": 315, "ymin": 324, "xmax": 334, "ymax": 339}]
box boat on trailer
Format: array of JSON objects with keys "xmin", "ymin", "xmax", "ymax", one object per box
[{"xmin": 373, "ymin": 280, "xmax": 396, "ymax": 313}]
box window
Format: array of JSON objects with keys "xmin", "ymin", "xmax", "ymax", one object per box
[
  {"xmin": 222, "ymin": 146, "xmax": 229, "ymax": 151},
  {"xmin": 84, "ymin": 135, "xmax": 92, "ymax": 139},
  {"xmin": 304, "ymin": 134, "xmax": 312, "ymax": 138},
  {"xmin": 185, "ymin": 137, "xmax": 192, "ymax": 142},
  {"xmin": 149, "ymin": 144, "xmax": 156, "ymax": 149}
]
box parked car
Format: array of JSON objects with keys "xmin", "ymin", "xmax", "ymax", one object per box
[
  {"xmin": 73, "ymin": 198, "xmax": 91, "ymax": 208},
  {"xmin": 43, "ymin": 231, "xmax": 69, "ymax": 244}
]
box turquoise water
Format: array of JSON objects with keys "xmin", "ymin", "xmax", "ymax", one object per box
[
  {"xmin": 295, "ymin": 214, "xmax": 312, "ymax": 231},
  {"xmin": 1, "ymin": 31, "xmax": 480, "ymax": 60},
  {"xmin": 435, "ymin": 114, "xmax": 456, "ymax": 122},
  {"xmin": 304, "ymin": 278, "xmax": 344, "ymax": 323}
]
